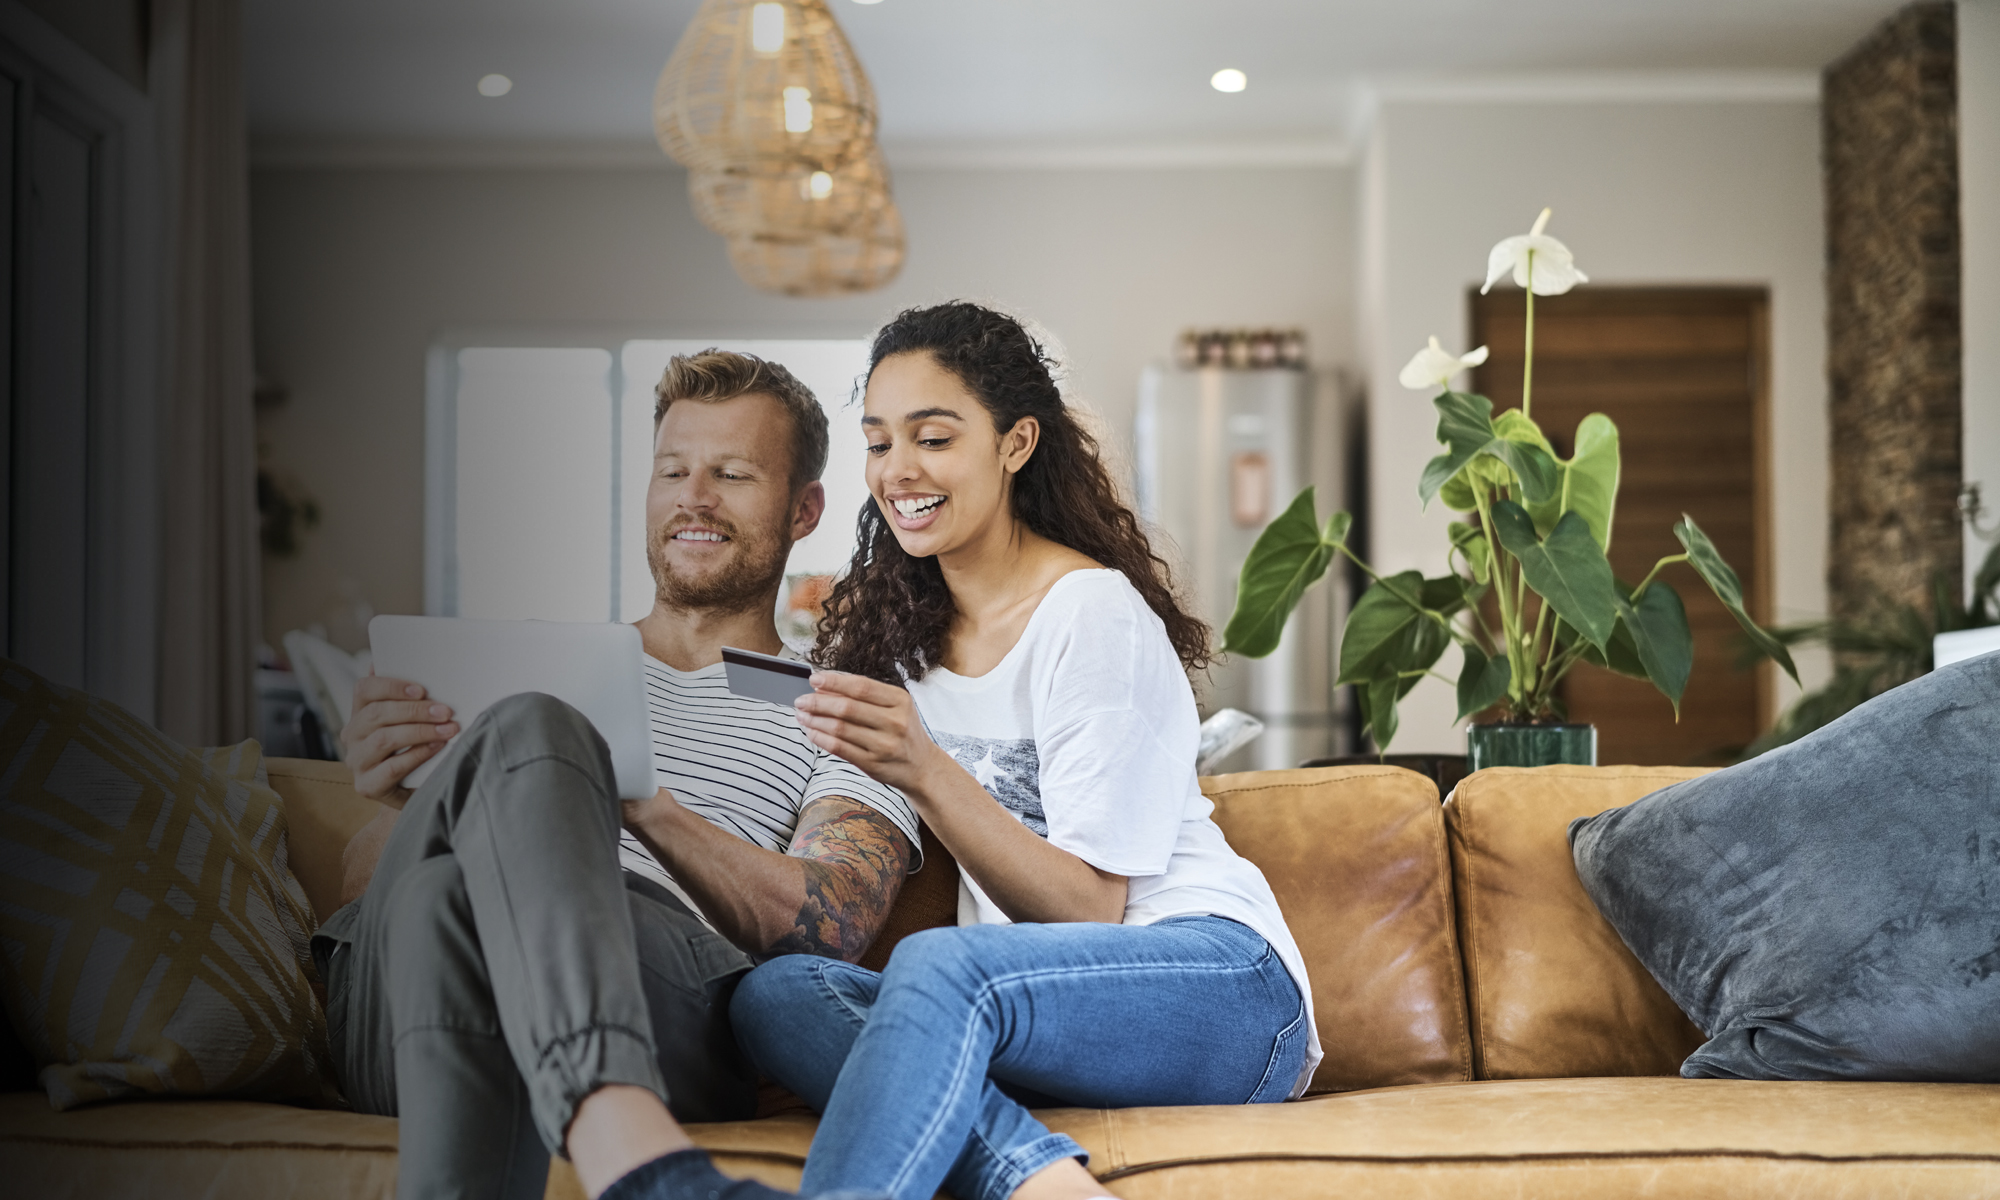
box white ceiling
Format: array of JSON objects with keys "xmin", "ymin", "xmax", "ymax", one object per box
[{"xmin": 246, "ymin": 0, "xmax": 1903, "ymax": 154}]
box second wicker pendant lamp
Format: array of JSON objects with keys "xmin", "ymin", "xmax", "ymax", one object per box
[{"xmin": 654, "ymin": 0, "xmax": 905, "ymax": 297}]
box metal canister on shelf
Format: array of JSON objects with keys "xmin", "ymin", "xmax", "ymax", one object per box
[{"xmin": 1174, "ymin": 326, "xmax": 1309, "ymax": 370}]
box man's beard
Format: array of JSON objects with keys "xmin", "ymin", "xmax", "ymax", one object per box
[{"xmin": 647, "ymin": 515, "xmax": 790, "ymax": 614}]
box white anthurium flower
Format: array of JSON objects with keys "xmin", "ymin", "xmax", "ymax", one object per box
[
  {"xmin": 1399, "ymin": 336, "xmax": 1491, "ymax": 391},
  {"xmin": 1481, "ymin": 207, "xmax": 1589, "ymax": 296}
]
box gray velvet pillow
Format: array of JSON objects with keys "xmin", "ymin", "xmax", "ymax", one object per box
[{"xmin": 1569, "ymin": 651, "xmax": 2000, "ymax": 1081}]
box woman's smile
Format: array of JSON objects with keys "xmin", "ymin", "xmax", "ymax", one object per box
[{"xmin": 889, "ymin": 493, "xmax": 947, "ymax": 530}]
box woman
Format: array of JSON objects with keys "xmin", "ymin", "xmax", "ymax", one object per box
[{"xmin": 603, "ymin": 302, "xmax": 1316, "ymax": 1200}]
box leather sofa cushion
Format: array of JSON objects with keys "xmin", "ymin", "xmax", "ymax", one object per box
[
  {"xmin": 1446, "ymin": 765, "xmax": 1708, "ymax": 1079},
  {"xmin": 0, "ymin": 1092, "xmax": 401, "ymax": 1199},
  {"xmin": 1201, "ymin": 767, "xmax": 1471, "ymax": 1094},
  {"xmin": 10, "ymin": 1075, "xmax": 1999, "ymax": 1199},
  {"xmin": 679, "ymin": 1078, "xmax": 2000, "ymax": 1200}
]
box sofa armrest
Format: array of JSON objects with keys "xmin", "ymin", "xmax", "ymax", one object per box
[{"xmin": 265, "ymin": 757, "xmax": 387, "ymax": 924}]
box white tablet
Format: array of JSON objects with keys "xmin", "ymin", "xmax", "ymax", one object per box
[{"xmin": 367, "ymin": 616, "xmax": 655, "ymax": 800}]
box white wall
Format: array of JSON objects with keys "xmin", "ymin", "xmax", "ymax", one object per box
[
  {"xmin": 1964, "ymin": 0, "xmax": 2000, "ymax": 586},
  {"xmin": 251, "ymin": 161, "xmax": 1359, "ymax": 650},
  {"xmin": 1359, "ymin": 92, "xmax": 1830, "ymax": 751}
]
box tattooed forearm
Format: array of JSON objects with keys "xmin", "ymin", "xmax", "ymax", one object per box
[{"xmin": 766, "ymin": 798, "xmax": 912, "ymax": 962}]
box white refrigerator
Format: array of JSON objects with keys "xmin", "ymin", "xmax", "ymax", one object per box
[{"xmin": 1135, "ymin": 365, "xmax": 1352, "ymax": 772}]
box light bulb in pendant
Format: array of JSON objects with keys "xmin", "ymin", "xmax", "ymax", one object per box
[
  {"xmin": 783, "ymin": 86, "xmax": 814, "ymax": 133},
  {"xmin": 751, "ymin": 3, "xmax": 786, "ymax": 54}
]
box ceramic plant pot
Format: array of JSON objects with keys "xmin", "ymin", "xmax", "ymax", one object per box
[{"xmin": 1465, "ymin": 721, "xmax": 1597, "ymax": 771}]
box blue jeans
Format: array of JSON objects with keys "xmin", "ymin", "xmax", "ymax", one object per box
[{"xmin": 731, "ymin": 915, "xmax": 1308, "ymax": 1200}]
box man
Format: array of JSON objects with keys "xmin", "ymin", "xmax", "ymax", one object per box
[{"xmin": 320, "ymin": 351, "xmax": 914, "ymax": 1200}]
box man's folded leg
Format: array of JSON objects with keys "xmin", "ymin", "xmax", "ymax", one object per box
[
  {"xmin": 317, "ymin": 693, "xmax": 671, "ymax": 1197},
  {"xmin": 387, "ymin": 856, "xmax": 552, "ymax": 1200},
  {"xmin": 316, "ymin": 692, "xmax": 879, "ymax": 1200}
]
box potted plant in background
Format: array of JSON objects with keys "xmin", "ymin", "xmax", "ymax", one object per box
[
  {"xmin": 1744, "ymin": 533, "xmax": 2000, "ymax": 756},
  {"xmin": 1222, "ymin": 209, "xmax": 1799, "ymax": 767}
]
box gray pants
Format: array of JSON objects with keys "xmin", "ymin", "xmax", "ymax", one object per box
[{"xmin": 311, "ymin": 693, "xmax": 757, "ymax": 1200}]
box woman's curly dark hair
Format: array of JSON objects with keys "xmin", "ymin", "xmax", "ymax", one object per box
[{"xmin": 813, "ymin": 302, "xmax": 1210, "ymax": 683}]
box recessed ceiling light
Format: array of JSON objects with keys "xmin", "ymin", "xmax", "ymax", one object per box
[
  {"xmin": 1210, "ymin": 68, "xmax": 1247, "ymax": 93},
  {"xmin": 852, "ymin": 0, "xmax": 885, "ymax": 5},
  {"xmin": 477, "ymin": 73, "xmax": 512, "ymax": 97}
]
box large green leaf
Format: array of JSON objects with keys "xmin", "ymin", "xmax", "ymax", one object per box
[
  {"xmin": 1619, "ymin": 580, "xmax": 1693, "ymax": 712},
  {"xmin": 1568, "ymin": 415, "xmax": 1621, "ymax": 549},
  {"xmin": 1338, "ymin": 571, "xmax": 1451, "ymax": 686},
  {"xmin": 1485, "ymin": 440, "xmax": 1560, "ymax": 505},
  {"xmin": 1564, "ymin": 616, "xmax": 1647, "ymax": 678},
  {"xmin": 1418, "ymin": 392, "xmax": 1499, "ymax": 505},
  {"xmin": 1339, "ymin": 572, "xmax": 1423, "ymax": 684},
  {"xmin": 1674, "ymin": 515, "xmax": 1800, "ymax": 684},
  {"xmin": 1221, "ymin": 490, "xmax": 1348, "ymax": 658},
  {"xmin": 1492, "ymin": 409, "xmax": 1555, "ymax": 454},
  {"xmin": 1489, "ymin": 502, "xmax": 1619, "ymax": 651},
  {"xmin": 1526, "ymin": 414, "xmax": 1621, "ymax": 550},
  {"xmin": 1456, "ymin": 645, "xmax": 1512, "ymax": 721},
  {"xmin": 1448, "ymin": 521, "xmax": 1491, "ymax": 584},
  {"xmin": 1359, "ymin": 664, "xmax": 1431, "ymax": 753},
  {"xmin": 1362, "ymin": 671, "xmax": 1402, "ymax": 753},
  {"xmin": 1438, "ymin": 469, "xmax": 1479, "ymax": 512},
  {"xmin": 1418, "ymin": 392, "xmax": 1560, "ymax": 509},
  {"xmin": 1421, "ymin": 573, "xmax": 1475, "ymax": 618}
]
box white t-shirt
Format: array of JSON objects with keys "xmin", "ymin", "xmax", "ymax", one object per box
[
  {"xmin": 906, "ymin": 569, "xmax": 1322, "ymax": 1097},
  {"xmin": 617, "ymin": 653, "xmax": 922, "ymax": 927}
]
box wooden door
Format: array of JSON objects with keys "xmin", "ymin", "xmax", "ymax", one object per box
[{"xmin": 1469, "ymin": 287, "xmax": 1770, "ymax": 765}]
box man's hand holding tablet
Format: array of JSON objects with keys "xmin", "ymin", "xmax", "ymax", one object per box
[
  {"xmin": 342, "ymin": 673, "xmax": 459, "ymax": 803},
  {"xmin": 348, "ymin": 639, "xmax": 811, "ymax": 805}
]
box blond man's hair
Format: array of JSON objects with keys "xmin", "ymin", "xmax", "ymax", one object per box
[{"xmin": 653, "ymin": 350, "xmax": 829, "ymax": 489}]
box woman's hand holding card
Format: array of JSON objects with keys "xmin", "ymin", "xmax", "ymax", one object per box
[{"xmin": 794, "ymin": 671, "xmax": 949, "ymax": 794}]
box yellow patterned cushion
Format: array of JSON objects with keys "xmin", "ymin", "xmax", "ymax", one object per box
[{"xmin": 0, "ymin": 660, "xmax": 334, "ymax": 1109}]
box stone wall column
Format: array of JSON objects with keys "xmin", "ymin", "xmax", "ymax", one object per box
[{"xmin": 1824, "ymin": 1, "xmax": 1963, "ymax": 623}]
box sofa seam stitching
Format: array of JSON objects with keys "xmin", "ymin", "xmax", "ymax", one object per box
[
  {"xmin": 1432, "ymin": 798, "xmax": 1473, "ymax": 1084},
  {"xmin": 1093, "ymin": 1148, "xmax": 2000, "ymax": 1180},
  {"xmin": 1202, "ymin": 772, "xmax": 1429, "ymax": 800},
  {"xmin": 0, "ymin": 1135, "xmax": 400, "ymax": 1153},
  {"xmin": 1459, "ymin": 784, "xmax": 1484, "ymax": 1080}
]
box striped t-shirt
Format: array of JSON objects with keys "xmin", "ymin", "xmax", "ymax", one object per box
[{"xmin": 617, "ymin": 653, "xmax": 920, "ymax": 927}]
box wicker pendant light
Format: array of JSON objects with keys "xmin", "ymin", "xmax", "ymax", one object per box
[
  {"xmin": 726, "ymin": 200, "xmax": 906, "ymax": 297},
  {"xmin": 688, "ymin": 143, "xmax": 892, "ymax": 239},
  {"xmin": 654, "ymin": 0, "xmax": 877, "ymax": 178}
]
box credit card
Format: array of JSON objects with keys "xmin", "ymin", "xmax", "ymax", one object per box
[{"xmin": 720, "ymin": 646, "xmax": 815, "ymax": 706}]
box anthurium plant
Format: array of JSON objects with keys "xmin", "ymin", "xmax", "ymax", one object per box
[{"xmin": 1222, "ymin": 208, "xmax": 1799, "ymax": 752}]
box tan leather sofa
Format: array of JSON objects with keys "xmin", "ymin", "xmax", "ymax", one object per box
[{"xmin": 5, "ymin": 759, "xmax": 1997, "ymax": 1198}]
